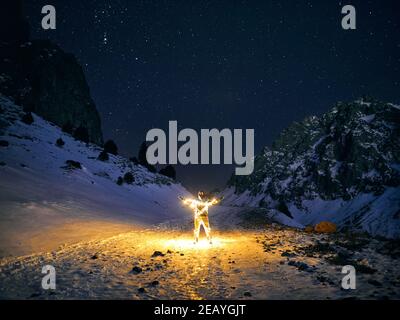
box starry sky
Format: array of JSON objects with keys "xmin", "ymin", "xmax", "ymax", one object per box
[{"xmin": 24, "ymin": 0, "xmax": 400, "ymax": 191}]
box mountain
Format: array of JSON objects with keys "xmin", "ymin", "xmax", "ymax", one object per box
[
  {"xmin": 0, "ymin": 1, "xmax": 103, "ymax": 145},
  {"xmin": 224, "ymin": 98, "xmax": 400, "ymax": 238},
  {"xmin": 0, "ymin": 95, "xmax": 190, "ymax": 256}
]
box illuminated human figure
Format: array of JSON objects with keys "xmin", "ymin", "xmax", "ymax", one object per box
[{"xmin": 180, "ymin": 191, "xmax": 222, "ymax": 244}]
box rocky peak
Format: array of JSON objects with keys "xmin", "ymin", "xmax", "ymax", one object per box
[
  {"xmin": 228, "ymin": 99, "xmax": 400, "ymax": 203},
  {"xmin": 0, "ymin": 0, "xmax": 103, "ymax": 145}
]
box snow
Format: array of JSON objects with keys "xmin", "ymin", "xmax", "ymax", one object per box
[
  {"xmin": 223, "ymin": 185, "xmax": 400, "ymax": 239},
  {"xmin": 360, "ymin": 114, "xmax": 376, "ymax": 123},
  {"xmin": 0, "ymin": 96, "xmax": 191, "ymax": 256},
  {"xmin": 311, "ymin": 135, "xmax": 328, "ymax": 150},
  {"xmin": 362, "ymin": 169, "xmax": 379, "ymax": 179},
  {"xmin": 1, "ymin": 222, "xmax": 399, "ymax": 299},
  {"xmin": 289, "ymin": 188, "xmax": 400, "ymax": 238},
  {"xmin": 388, "ymin": 103, "xmax": 400, "ymax": 110},
  {"xmin": 329, "ymin": 161, "xmax": 342, "ymax": 178},
  {"xmin": 0, "ymin": 97, "xmax": 399, "ymax": 299},
  {"xmin": 280, "ymin": 176, "xmax": 293, "ymax": 189},
  {"xmin": 289, "ymin": 159, "xmax": 304, "ymax": 171},
  {"xmin": 356, "ymin": 99, "xmax": 372, "ymax": 106},
  {"xmin": 265, "ymin": 209, "xmax": 304, "ymax": 228},
  {"xmin": 221, "ymin": 188, "xmax": 303, "ymax": 229}
]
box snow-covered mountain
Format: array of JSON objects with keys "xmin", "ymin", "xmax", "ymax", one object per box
[
  {"xmin": 224, "ymin": 99, "xmax": 400, "ymax": 238},
  {"xmin": 0, "ymin": 95, "xmax": 191, "ymax": 251}
]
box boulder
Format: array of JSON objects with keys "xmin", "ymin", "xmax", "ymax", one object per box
[
  {"xmin": 152, "ymin": 251, "xmax": 165, "ymax": 258},
  {"xmin": 130, "ymin": 266, "xmax": 143, "ymax": 275}
]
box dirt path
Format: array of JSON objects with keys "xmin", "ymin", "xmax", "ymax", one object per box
[{"xmin": 1, "ymin": 224, "xmax": 399, "ymax": 300}]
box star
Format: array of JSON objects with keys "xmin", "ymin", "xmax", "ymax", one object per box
[{"xmin": 103, "ymin": 32, "xmax": 108, "ymax": 45}]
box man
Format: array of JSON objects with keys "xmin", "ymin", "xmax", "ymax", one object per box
[{"xmin": 180, "ymin": 191, "xmax": 222, "ymax": 244}]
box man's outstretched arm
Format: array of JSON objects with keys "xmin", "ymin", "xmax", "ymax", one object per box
[
  {"xmin": 179, "ymin": 196, "xmax": 194, "ymax": 206},
  {"xmin": 208, "ymin": 196, "xmax": 223, "ymax": 206}
]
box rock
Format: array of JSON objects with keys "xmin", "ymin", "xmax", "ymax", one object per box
[
  {"xmin": 56, "ymin": 138, "xmax": 65, "ymax": 147},
  {"xmin": 130, "ymin": 266, "xmax": 143, "ymax": 275},
  {"xmin": 0, "ymin": 4, "xmax": 103, "ymax": 145},
  {"xmin": 21, "ymin": 112, "xmax": 34, "ymax": 125},
  {"xmin": 115, "ymin": 176, "xmax": 123, "ymax": 185},
  {"xmin": 302, "ymin": 241, "xmax": 337, "ymax": 257},
  {"xmin": 64, "ymin": 160, "xmax": 82, "ymax": 170},
  {"xmin": 90, "ymin": 254, "xmax": 98, "ymax": 260},
  {"xmin": 103, "ymin": 140, "xmax": 118, "ymax": 155},
  {"xmin": 138, "ymin": 287, "xmax": 146, "ymax": 293},
  {"xmin": 297, "ymin": 262, "xmax": 310, "ymax": 271},
  {"xmin": 152, "ymin": 251, "xmax": 165, "ymax": 257},
  {"xmin": 356, "ymin": 264, "xmax": 377, "ymax": 274},
  {"xmin": 327, "ymin": 252, "xmax": 352, "ymax": 266},
  {"xmin": 227, "ymin": 99, "xmax": 400, "ymax": 238},
  {"xmin": 281, "ymin": 251, "xmax": 296, "ymax": 257},
  {"xmin": 243, "ymin": 291, "xmax": 252, "ymax": 297},
  {"xmin": 314, "ymin": 221, "xmax": 337, "ymax": 234},
  {"xmin": 150, "ymin": 280, "xmax": 159, "ymax": 286},
  {"xmin": 159, "ymin": 165, "xmax": 176, "ymax": 180},
  {"xmin": 317, "ymin": 275, "xmax": 335, "ymax": 285},
  {"xmin": 288, "ymin": 260, "xmax": 311, "ymax": 271},
  {"xmin": 123, "ymin": 172, "xmax": 134, "ymax": 184}
]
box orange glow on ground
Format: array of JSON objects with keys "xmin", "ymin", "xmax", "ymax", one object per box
[{"xmin": 163, "ymin": 236, "xmax": 235, "ymax": 250}]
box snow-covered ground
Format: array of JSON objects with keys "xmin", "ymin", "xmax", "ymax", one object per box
[
  {"xmin": 0, "ymin": 94, "xmax": 310, "ymax": 257},
  {"xmin": 222, "ymin": 187, "xmax": 400, "ymax": 239},
  {"xmin": 289, "ymin": 188, "xmax": 400, "ymax": 238},
  {"xmin": 1, "ymin": 95, "xmax": 399, "ymax": 300},
  {"xmin": 1, "ymin": 220, "xmax": 399, "ymax": 300},
  {"xmin": 0, "ymin": 95, "xmax": 191, "ymax": 257}
]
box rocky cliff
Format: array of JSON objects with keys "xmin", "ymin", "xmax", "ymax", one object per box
[
  {"xmin": 0, "ymin": 1, "xmax": 103, "ymax": 145},
  {"xmin": 225, "ymin": 98, "xmax": 400, "ymax": 238}
]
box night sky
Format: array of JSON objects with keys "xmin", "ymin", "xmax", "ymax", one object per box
[{"xmin": 24, "ymin": 0, "xmax": 400, "ymax": 192}]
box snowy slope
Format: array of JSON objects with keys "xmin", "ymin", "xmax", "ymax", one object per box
[
  {"xmin": 224, "ymin": 99, "xmax": 400, "ymax": 238},
  {"xmin": 223, "ymin": 187, "xmax": 400, "ymax": 238},
  {"xmin": 288, "ymin": 188, "xmax": 400, "ymax": 238},
  {"xmin": 0, "ymin": 95, "xmax": 192, "ymax": 252}
]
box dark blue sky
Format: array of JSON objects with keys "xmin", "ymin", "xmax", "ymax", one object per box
[{"xmin": 25, "ymin": 0, "xmax": 400, "ymax": 191}]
